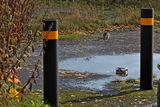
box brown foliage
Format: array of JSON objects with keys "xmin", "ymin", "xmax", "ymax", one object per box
[
  {"xmin": 0, "ymin": 0, "xmax": 40, "ymax": 102},
  {"xmin": 0, "ymin": 0, "xmax": 36, "ymax": 73}
]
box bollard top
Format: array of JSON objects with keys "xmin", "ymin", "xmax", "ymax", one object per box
[
  {"xmin": 43, "ymin": 19, "xmax": 58, "ymax": 22},
  {"xmin": 43, "ymin": 19, "xmax": 58, "ymax": 31},
  {"xmin": 141, "ymin": 8, "xmax": 154, "ymax": 18},
  {"xmin": 141, "ymin": 8, "xmax": 154, "ymax": 10}
]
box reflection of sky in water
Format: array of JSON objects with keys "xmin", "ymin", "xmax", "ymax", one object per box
[
  {"xmin": 68, "ymin": 77, "xmax": 115, "ymax": 91},
  {"xmin": 59, "ymin": 53, "xmax": 160, "ymax": 79},
  {"xmin": 59, "ymin": 53, "xmax": 160, "ymax": 90}
]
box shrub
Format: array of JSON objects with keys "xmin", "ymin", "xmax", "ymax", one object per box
[{"xmin": 0, "ymin": 0, "xmax": 41, "ymax": 106}]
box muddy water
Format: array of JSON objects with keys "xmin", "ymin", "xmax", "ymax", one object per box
[{"xmin": 59, "ymin": 53, "xmax": 160, "ymax": 91}]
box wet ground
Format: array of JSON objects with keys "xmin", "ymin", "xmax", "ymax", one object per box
[
  {"xmin": 59, "ymin": 29, "xmax": 141, "ymax": 60},
  {"xmin": 16, "ymin": 29, "xmax": 160, "ymax": 106},
  {"xmin": 18, "ymin": 28, "xmax": 160, "ymax": 91},
  {"xmin": 59, "ymin": 53, "xmax": 160, "ymax": 92}
]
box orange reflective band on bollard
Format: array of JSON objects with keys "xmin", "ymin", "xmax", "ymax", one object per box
[
  {"xmin": 141, "ymin": 18, "xmax": 154, "ymax": 25},
  {"xmin": 43, "ymin": 31, "xmax": 58, "ymax": 39}
]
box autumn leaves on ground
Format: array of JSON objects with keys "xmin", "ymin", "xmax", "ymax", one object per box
[{"xmin": 1, "ymin": 0, "xmax": 160, "ymax": 107}]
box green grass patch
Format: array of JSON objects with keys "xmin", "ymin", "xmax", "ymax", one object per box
[
  {"xmin": 1, "ymin": 80, "xmax": 157, "ymax": 107},
  {"xmin": 59, "ymin": 34, "xmax": 98, "ymax": 41},
  {"xmin": 59, "ymin": 89, "xmax": 99, "ymax": 104},
  {"xmin": 126, "ymin": 78, "xmax": 137, "ymax": 83},
  {"xmin": 59, "ymin": 80, "xmax": 157, "ymax": 107},
  {"xmin": 59, "ymin": 34, "xmax": 78, "ymax": 40},
  {"xmin": 20, "ymin": 91, "xmax": 44, "ymax": 107}
]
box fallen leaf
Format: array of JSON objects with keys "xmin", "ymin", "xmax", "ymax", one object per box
[
  {"xmin": 119, "ymin": 96, "xmax": 123, "ymax": 98},
  {"xmin": 90, "ymin": 91, "xmax": 96, "ymax": 93}
]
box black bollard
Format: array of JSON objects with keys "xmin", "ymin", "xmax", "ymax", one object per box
[
  {"xmin": 140, "ymin": 9, "xmax": 154, "ymax": 90},
  {"xmin": 43, "ymin": 19, "xmax": 58, "ymax": 106}
]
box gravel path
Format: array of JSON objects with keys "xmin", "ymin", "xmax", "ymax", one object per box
[{"xmin": 59, "ymin": 28, "xmax": 160, "ymax": 60}]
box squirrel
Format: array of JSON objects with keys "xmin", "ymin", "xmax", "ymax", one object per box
[
  {"xmin": 97, "ymin": 31, "xmax": 110, "ymax": 41},
  {"xmin": 103, "ymin": 31, "xmax": 110, "ymax": 41}
]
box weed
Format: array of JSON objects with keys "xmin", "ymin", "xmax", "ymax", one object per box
[
  {"xmin": 126, "ymin": 78, "xmax": 136, "ymax": 83},
  {"xmin": 0, "ymin": 0, "xmax": 42, "ymax": 106}
]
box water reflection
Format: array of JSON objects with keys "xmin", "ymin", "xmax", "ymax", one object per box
[
  {"xmin": 59, "ymin": 53, "xmax": 160, "ymax": 79},
  {"xmin": 116, "ymin": 73, "xmax": 128, "ymax": 77},
  {"xmin": 59, "ymin": 53, "xmax": 160, "ymax": 91}
]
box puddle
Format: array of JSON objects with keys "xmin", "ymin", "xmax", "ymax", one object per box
[
  {"xmin": 59, "ymin": 53, "xmax": 160, "ymax": 78},
  {"xmin": 69, "ymin": 77, "xmax": 115, "ymax": 91},
  {"xmin": 59, "ymin": 53, "xmax": 160, "ymax": 91}
]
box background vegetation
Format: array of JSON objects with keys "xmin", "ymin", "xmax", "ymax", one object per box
[{"xmin": 36, "ymin": 0, "xmax": 160, "ymax": 35}]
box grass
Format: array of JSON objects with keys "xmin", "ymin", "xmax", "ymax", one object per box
[
  {"xmin": 1, "ymin": 79, "xmax": 157, "ymax": 106},
  {"xmin": 31, "ymin": 0, "xmax": 160, "ymax": 38},
  {"xmin": 35, "ymin": 3, "xmax": 108, "ymax": 34},
  {"xmin": 59, "ymin": 80, "xmax": 157, "ymax": 107},
  {"xmin": 59, "ymin": 33, "xmax": 98, "ymax": 41},
  {"xmin": 0, "ymin": 74, "xmax": 157, "ymax": 107},
  {"xmin": 126, "ymin": 78, "xmax": 137, "ymax": 83}
]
